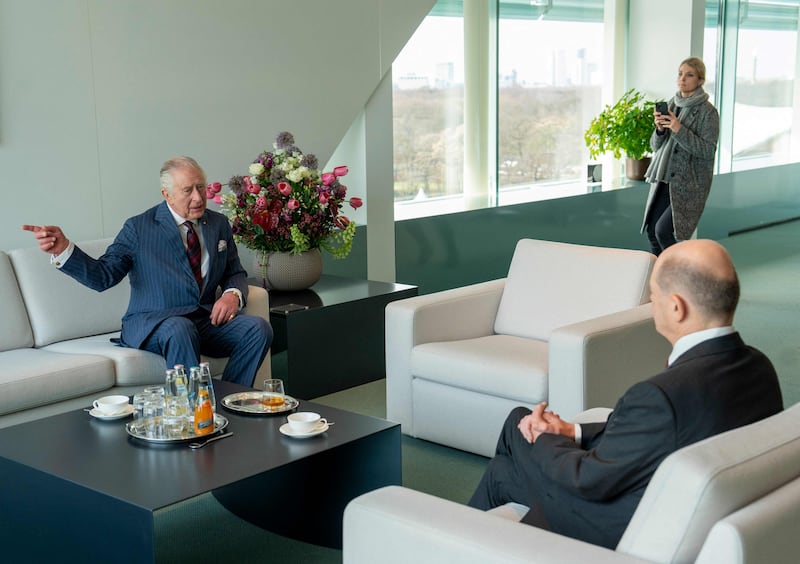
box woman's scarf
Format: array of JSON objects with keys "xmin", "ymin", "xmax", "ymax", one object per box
[{"xmin": 645, "ymin": 87, "xmax": 710, "ymax": 184}]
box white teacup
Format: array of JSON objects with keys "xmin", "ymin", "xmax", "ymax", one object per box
[
  {"xmin": 287, "ymin": 412, "xmax": 327, "ymax": 433},
  {"xmin": 93, "ymin": 395, "xmax": 130, "ymax": 415}
]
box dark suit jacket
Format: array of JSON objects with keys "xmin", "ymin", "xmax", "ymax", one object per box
[
  {"xmin": 523, "ymin": 332, "xmax": 783, "ymax": 548},
  {"xmin": 60, "ymin": 201, "xmax": 248, "ymax": 349}
]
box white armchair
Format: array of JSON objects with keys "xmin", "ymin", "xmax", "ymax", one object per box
[
  {"xmin": 385, "ymin": 239, "xmax": 671, "ymax": 456},
  {"xmin": 344, "ymin": 403, "xmax": 800, "ymax": 564}
]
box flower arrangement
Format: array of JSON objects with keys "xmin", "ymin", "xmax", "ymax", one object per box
[{"xmin": 207, "ymin": 131, "xmax": 362, "ymax": 259}]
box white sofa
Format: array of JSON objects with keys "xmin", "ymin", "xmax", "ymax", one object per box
[
  {"xmin": 386, "ymin": 239, "xmax": 672, "ymax": 457},
  {"xmin": 344, "ymin": 402, "xmax": 800, "ymax": 564},
  {"xmin": 0, "ymin": 239, "xmax": 271, "ymax": 428}
]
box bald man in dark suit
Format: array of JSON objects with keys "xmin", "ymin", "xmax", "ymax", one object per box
[
  {"xmin": 23, "ymin": 156, "xmax": 271, "ymax": 387},
  {"xmin": 468, "ymin": 239, "xmax": 783, "ymax": 549}
]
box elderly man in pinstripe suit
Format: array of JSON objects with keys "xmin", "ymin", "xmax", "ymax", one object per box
[{"xmin": 22, "ymin": 156, "xmax": 272, "ymax": 387}]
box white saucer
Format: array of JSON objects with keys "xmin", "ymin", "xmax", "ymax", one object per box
[
  {"xmin": 279, "ymin": 422, "xmax": 329, "ymax": 439},
  {"xmin": 89, "ymin": 404, "xmax": 134, "ymax": 420}
]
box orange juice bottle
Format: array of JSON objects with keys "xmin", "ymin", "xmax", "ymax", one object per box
[{"xmin": 194, "ymin": 384, "xmax": 214, "ymax": 436}]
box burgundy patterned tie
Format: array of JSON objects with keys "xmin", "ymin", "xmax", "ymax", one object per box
[{"xmin": 184, "ymin": 221, "xmax": 203, "ymax": 289}]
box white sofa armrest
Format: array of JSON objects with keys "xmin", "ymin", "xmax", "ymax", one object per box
[
  {"xmin": 243, "ymin": 284, "xmax": 271, "ymax": 381},
  {"xmin": 548, "ymin": 303, "xmax": 671, "ymax": 419},
  {"xmin": 385, "ymin": 279, "xmax": 505, "ymax": 431},
  {"xmin": 343, "ymin": 486, "xmax": 647, "ymax": 564}
]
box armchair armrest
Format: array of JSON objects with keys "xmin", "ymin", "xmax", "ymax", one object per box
[
  {"xmin": 385, "ymin": 279, "xmax": 505, "ymax": 431},
  {"xmin": 242, "ymin": 284, "xmax": 269, "ymax": 319},
  {"xmin": 243, "ymin": 284, "xmax": 271, "ymax": 380},
  {"xmin": 343, "ymin": 486, "xmax": 646, "ymax": 564},
  {"xmin": 548, "ymin": 303, "xmax": 671, "ymax": 419}
]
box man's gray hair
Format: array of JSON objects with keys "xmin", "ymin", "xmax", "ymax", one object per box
[{"xmin": 160, "ymin": 156, "xmax": 204, "ymax": 194}]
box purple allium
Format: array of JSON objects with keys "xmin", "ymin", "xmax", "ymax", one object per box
[
  {"xmin": 301, "ymin": 153, "xmax": 318, "ymax": 170},
  {"xmin": 275, "ymin": 131, "xmax": 295, "ymax": 149},
  {"xmin": 228, "ymin": 175, "xmax": 246, "ymax": 195}
]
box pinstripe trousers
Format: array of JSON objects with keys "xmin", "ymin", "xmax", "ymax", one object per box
[{"xmin": 141, "ymin": 310, "xmax": 272, "ymax": 387}]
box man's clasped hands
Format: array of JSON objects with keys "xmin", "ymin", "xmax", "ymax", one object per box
[{"xmin": 517, "ymin": 402, "xmax": 576, "ymax": 443}]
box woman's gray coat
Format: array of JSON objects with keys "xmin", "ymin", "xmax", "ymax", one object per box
[{"xmin": 640, "ymin": 100, "xmax": 719, "ymax": 240}]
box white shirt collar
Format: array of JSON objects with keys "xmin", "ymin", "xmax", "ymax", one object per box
[
  {"xmin": 166, "ymin": 203, "xmax": 195, "ymax": 227},
  {"xmin": 669, "ymin": 326, "xmax": 736, "ymax": 366}
]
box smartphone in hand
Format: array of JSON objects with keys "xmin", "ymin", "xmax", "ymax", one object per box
[{"xmin": 655, "ymin": 101, "xmax": 669, "ymax": 115}]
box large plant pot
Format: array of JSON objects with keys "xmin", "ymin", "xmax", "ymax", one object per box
[
  {"xmin": 253, "ymin": 249, "xmax": 323, "ymax": 291},
  {"xmin": 625, "ymin": 157, "xmax": 652, "ymax": 181}
]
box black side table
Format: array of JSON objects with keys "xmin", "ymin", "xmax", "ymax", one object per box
[{"xmin": 251, "ymin": 274, "xmax": 418, "ymax": 399}]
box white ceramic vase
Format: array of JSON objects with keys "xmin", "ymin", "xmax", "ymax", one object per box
[{"xmin": 253, "ymin": 248, "xmax": 323, "ymax": 291}]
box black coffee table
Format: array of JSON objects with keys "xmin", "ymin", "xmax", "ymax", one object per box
[{"xmin": 0, "ymin": 380, "xmax": 400, "ymax": 563}]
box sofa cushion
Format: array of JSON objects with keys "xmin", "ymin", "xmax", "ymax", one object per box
[
  {"xmin": 411, "ymin": 335, "xmax": 548, "ymax": 405},
  {"xmin": 494, "ymin": 239, "xmax": 654, "ymax": 341},
  {"xmin": 0, "ymin": 349, "xmax": 114, "ymax": 415},
  {"xmin": 0, "ymin": 252, "xmax": 34, "ymax": 351},
  {"xmin": 42, "ymin": 333, "xmax": 166, "ymax": 386},
  {"xmin": 9, "ymin": 239, "xmax": 129, "ymax": 347},
  {"xmin": 617, "ymin": 403, "xmax": 800, "ymax": 563}
]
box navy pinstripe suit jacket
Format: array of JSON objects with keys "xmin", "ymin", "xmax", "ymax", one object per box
[{"xmin": 60, "ymin": 201, "xmax": 248, "ymax": 349}]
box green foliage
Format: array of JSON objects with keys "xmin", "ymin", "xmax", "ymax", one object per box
[
  {"xmin": 320, "ymin": 221, "xmax": 356, "ymax": 259},
  {"xmin": 584, "ymin": 89, "xmax": 656, "ymax": 160}
]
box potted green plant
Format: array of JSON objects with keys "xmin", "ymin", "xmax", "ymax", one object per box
[{"xmin": 584, "ymin": 89, "xmax": 656, "ymax": 180}]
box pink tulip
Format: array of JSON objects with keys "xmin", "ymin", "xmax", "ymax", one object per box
[
  {"xmin": 333, "ymin": 165, "xmax": 349, "ymax": 177},
  {"xmin": 213, "ymin": 194, "xmax": 223, "ymax": 205},
  {"xmin": 247, "ymin": 183, "xmax": 261, "ymax": 194},
  {"xmin": 287, "ymin": 198, "xmax": 300, "ymax": 210},
  {"xmin": 209, "ymin": 182, "xmax": 222, "ymax": 193},
  {"xmin": 206, "ymin": 187, "xmax": 217, "ymax": 199},
  {"xmin": 349, "ymin": 197, "xmax": 363, "ymax": 209},
  {"xmin": 278, "ymin": 182, "xmax": 292, "ymax": 196},
  {"xmin": 321, "ymin": 172, "xmax": 336, "ymax": 186},
  {"xmin": 319, "ymin": 192, "xmax": 330, "ymax": 205}
]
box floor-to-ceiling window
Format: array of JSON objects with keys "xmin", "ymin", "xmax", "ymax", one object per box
[
  {"xmin": 497, "ymin": 1, "xmax": 604, "ymax": 206},
  {"xmin": 392, "ymin": 3, "xmax": 465, "ymax": 220},
  {"xmin": 706, "ymin": 0, "xmax": 800, "ymax": 173},
  {"xmin": 393, "ymin": 0, "xmax": 800, "ymax": 220},
  {"xmin": 393, "ymin": 0, "xmax": 605, "ymax": 219}
]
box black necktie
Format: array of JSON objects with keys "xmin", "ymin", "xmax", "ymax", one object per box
[{"xmin": 184, "ymin": 221, "xmax": 202, "ymax": 289}]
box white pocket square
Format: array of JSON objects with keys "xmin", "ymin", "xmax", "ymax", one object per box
[{"xmin": 217, "ymin": 240, "xmax": 227, "ymax": 252}]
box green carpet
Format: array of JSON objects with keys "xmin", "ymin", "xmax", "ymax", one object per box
[{"xmin": 155, "ymin": 221, "xmax": 800, "ymax": 562}]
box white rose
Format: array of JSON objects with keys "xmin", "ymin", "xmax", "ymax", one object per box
[
  {"xmin": 249, "ymin": 163, "xmax": 265, "ymax": 176},
  {"xmin": 286, "ymin": 169, "xmax": 304, "ymax": 183}
]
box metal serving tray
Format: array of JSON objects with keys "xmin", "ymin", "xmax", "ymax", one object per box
[
  {"xmin": 125, "ymin": 413, "xmax": 229, "ymax": 444},
  {"xmin": 221, "ymin": 392, "xmax": 299, "ymax": 415}
]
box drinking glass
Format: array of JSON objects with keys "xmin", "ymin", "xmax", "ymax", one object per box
[
  {"xmin": 144, "ymin": 385, "xmax": 165, "ymax": 398},
  {"xmin": 131, "ymin": 392, "xmax": 149, "ymax": 433},
  {"xmin": 143, "ymin": 394, "xmax": 165, "ymax": 438},
  {"xmin": 262, "ymin": 379, "xmax": 285, "ymax": 408},
  {"xmin": 163, "ymin": 396, "xmax": 186, "ymax": 438}
]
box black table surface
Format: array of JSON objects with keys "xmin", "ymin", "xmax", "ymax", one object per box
[
  {"xmin": 0, "ymin": 380, "xmax": 397, "ymax": 512},
  {"xmin": 252, "ymin": 273, "xmax": 417, "ymax": 313}
]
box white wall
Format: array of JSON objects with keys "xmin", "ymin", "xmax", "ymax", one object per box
[
  {"xmin": 627, "ymin": 0, "xmax": 707, "ymax": 100},
  {"xmin": 0, "ymin": 0, "xmax": 434, "ymax": 252}
]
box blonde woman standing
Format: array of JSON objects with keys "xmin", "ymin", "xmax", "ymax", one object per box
[{"xmin": 641, "ymin": 57, "xmax": 720, "ymax": 256}]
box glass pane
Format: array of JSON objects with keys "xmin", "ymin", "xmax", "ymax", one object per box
[
  {"xmin": 731, "ymin": 4, "xmax": 798, "ymax": 171},
  {"xmin": 393, "ymin": 10, "xmax": 465, "ymax": 220},
  {"xmin": 497, "ymin": 7, "xmax": 604, "ymax": 205}
]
